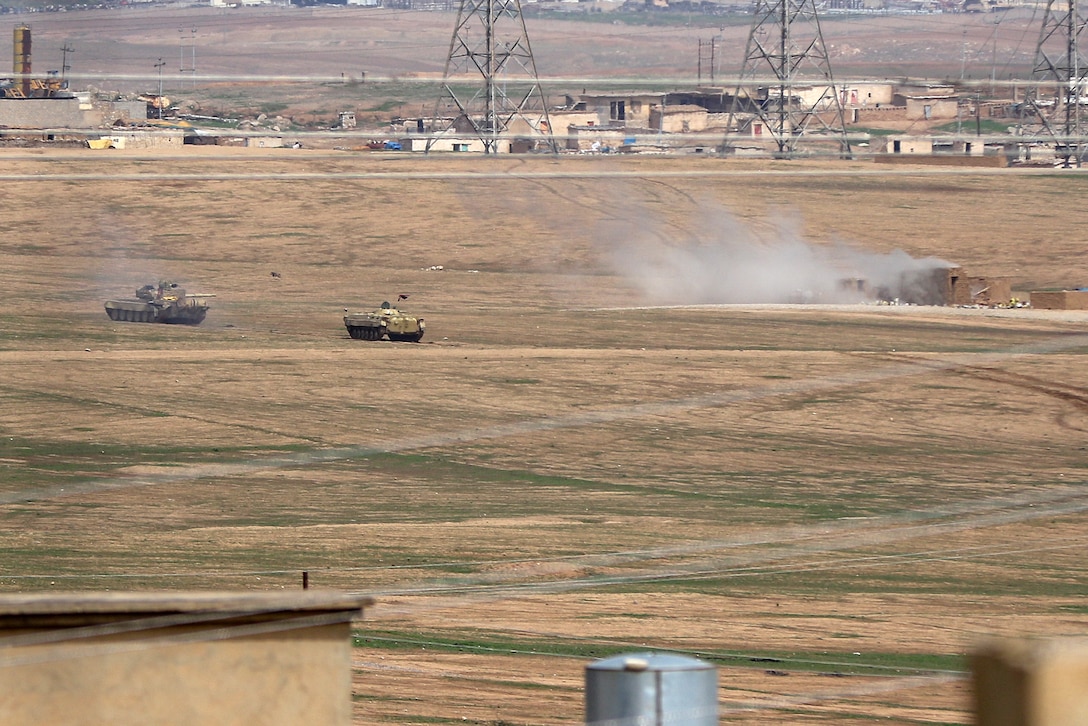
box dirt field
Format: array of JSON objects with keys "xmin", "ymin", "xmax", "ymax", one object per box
[
  {"xmin": 0, "ymin": 147, "xmax": 1086, "ymax": 724},
  {"xmin": 0, "ymin": 5, "xmax": 1086, "ymax": 724}
]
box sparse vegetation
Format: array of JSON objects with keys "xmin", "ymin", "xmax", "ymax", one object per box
[
  {"xmin": 0, "ymin": 5, "xmax": 1085, "ymax": 722},
  {"xmin": 2, "ymin": 155, "xmax": 1086, "ymax": 724}
]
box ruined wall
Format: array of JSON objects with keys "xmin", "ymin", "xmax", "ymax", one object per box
[{"xmin": 952, "ymin": 276, "xmax": 1013, "ymax": 306}]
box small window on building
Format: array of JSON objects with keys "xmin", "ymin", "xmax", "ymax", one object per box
[
  {"xmin": 610, "ymin": 101, "xmax": 626, "ymax": 121},
  {"xmin": 631, "ymin": 100, "xmax": 642, "ymax": 114}
]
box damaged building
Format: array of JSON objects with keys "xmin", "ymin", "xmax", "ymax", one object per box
[{"xmin": 846, "ymin": 265, "xmax": 1013, "ymax": 306}]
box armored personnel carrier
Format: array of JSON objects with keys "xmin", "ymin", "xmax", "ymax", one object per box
[
  {"xmin": 104, "ymin": 281, "xmax": 214, "ymax": 325},
  {"xmin": 343, "ymin": 301, "xmax": 424, "ymax": 342}
]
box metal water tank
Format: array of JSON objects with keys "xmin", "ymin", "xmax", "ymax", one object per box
[{"xmin": 584, "ymin": 651, "xmax": 718, "ymax": 726}]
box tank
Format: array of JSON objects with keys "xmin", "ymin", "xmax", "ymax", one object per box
[
  {"xmin": 104, "ymin": 281, "xmax": 214, "ymax": 325},
  {"xmin": 343, "ymin": 300, "xmax": 424, "ymax": 342}
]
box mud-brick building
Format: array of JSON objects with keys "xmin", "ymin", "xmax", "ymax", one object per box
[
  {"xmin": 904, "ymin": 95, "xmax": 959, "ymax": 121},
  {"xmin": 1029, "ymin": 290, "xmax": 1088, "ymax": 309},
  {"xmin": 888, "ymin": 266, "xmax": 1012, "ymax": 306},
  {"xmin": 650, "ymin": 104, "xmax": 709, "ymax": 133},
  {"xmin": 577, "ymin": 93, "xmax": 665, "ymax": 128},
  {"xmin": 949, "ymin": 269, "xmax": 1013, "ymax": 306}
]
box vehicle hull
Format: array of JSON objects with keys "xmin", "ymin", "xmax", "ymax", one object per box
[
  {"xmin": 104, "ymin": 299, "xmax": 208, "ymax": 325},
  {"xmin": 343, "ymin": 305, "xmax": 424, "ymax": 342}
]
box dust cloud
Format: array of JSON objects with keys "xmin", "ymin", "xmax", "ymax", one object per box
[
  {"xmin": 600, "ymin": 202, "xmax": 953, "ymax": 306},
  {"xmin": 90, "ymin": 214, "xmax": 183, "ymax": 297}
]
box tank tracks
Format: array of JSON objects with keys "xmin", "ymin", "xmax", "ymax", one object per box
[
  {"xmin": 346, "ymin": 325, "xmax": 383, "ymax": 340},
  {"xmin": 345, "ymin": 325, "xmax": 423, "ymax": 342},
  {"xmin": 106, "ymin": 308, "xmax": 157, "ymax": 323}
]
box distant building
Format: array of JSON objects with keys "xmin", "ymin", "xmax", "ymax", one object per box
[
  {"xmin": 650, "ymin": 104, "xmax": 709, "ymax": 133},
  {"xmin": 904, "ymin": 95, "xmax": 959, "ymax": 121},
  {"xmin": 1029, "ymin": 290, "xmax": 1088, "ymax": 310},
  {"xmin": 578, "ymin": 93, "xmax": 665, "ymax": 128}
]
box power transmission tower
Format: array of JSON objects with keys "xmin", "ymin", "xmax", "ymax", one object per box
[
  {"xmin": 723, "ymin": 0, "xmax": 851, "ymax": 159},
  {"xmin": 1020, "ymin": 0, "xmax": 1088, "ymax": 167},
  {"xmin": 427, "ymin": 0, "xmax": 556, "ymax": 154}
]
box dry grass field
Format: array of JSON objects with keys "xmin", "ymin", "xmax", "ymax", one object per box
[
  {"xmin": 1, "ymin": 5, "xmax": 1087, "ymax": 724},
  {"xmin": 1, "ymin": 148, "xmax": 1087, "ymax": 724}
]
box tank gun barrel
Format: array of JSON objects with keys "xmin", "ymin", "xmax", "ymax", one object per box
[{"xmin": 184, "ymin": 293, "xmax": 216, "ymax": 298}]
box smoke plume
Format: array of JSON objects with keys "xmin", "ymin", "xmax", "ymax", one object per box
[{"xmin": 600, "ymin": 201, "xmax": 953, "ymax": 305}]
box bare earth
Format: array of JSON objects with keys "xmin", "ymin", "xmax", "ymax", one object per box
[
  {"xmin": 0, "ymin": 148, "xmax": 1086, "ymax": 725},
  {"xmin": 0, "ymin": 6, "xmax": 1087, "ymax": 724}
]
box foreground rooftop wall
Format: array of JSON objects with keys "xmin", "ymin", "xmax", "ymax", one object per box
[{"xmin": 0, "ymin": 591, "xmax": 371, "ymax": 726}]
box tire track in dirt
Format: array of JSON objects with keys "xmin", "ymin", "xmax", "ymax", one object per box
[
  {"xmin": 953, "ymin": 365, "xmax": 1088, "ymax": 434},
  {"xmin": 520, "ymin": 175, "xmax": 698, "ymax": 251},
  {"xmin": 0, "ymin": 382, "xmax": 329, "ymax": 445},
  {"xmin": 846, "ymin": 349, "xmax": 1088, "ymax": 436},
  {"xmin": 641, "ymin": 177, "xmax": 699, "ymax": 207}
]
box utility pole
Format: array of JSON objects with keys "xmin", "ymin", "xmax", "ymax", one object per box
[
  {"xmin": 60, "ymin": 43, "xmax": 73, "ymax": 81},
  {"xmin": 960, "ymin": 28, "xmax": 969, "ymax": 81},
  {"xmin": 723, "ymin": 0, "xmax": 851, "ymax": 159},
  {"xmin": 155, "ymin": 58, "xmax": 166, "ymax": 120},
  {"xmin": 710, "ymin": 35, "xmax": 716, "ymax": 85},
  {"xmin": 428, "ymin": 0, "xmax": 555, "ymax": 154},
  {"xmin": 988, "ymin": 12, "xmax": 1005, "ymax": 99},
  {"xmin": 698, "ymin": 31, "xmax": 724, "ymax": 86},
  {"xmin": 698, "ymin": 38, "xmax": 703, "ymax": 84},
  {"xmin": 179, "ymin": 27, "xmax": 196, "ymax": 88}
]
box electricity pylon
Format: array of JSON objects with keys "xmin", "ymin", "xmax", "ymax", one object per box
[
  {"xmin": 427, "ymin": 0, "xmax": 556, "ymax": 154},
  {"xmin": 723, "ymin": 0, "xmax": 851, "ymax": 159},
  {"xmin": 1021, "ymin": 0, "xmax": 1088, "ymax": 167}
]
